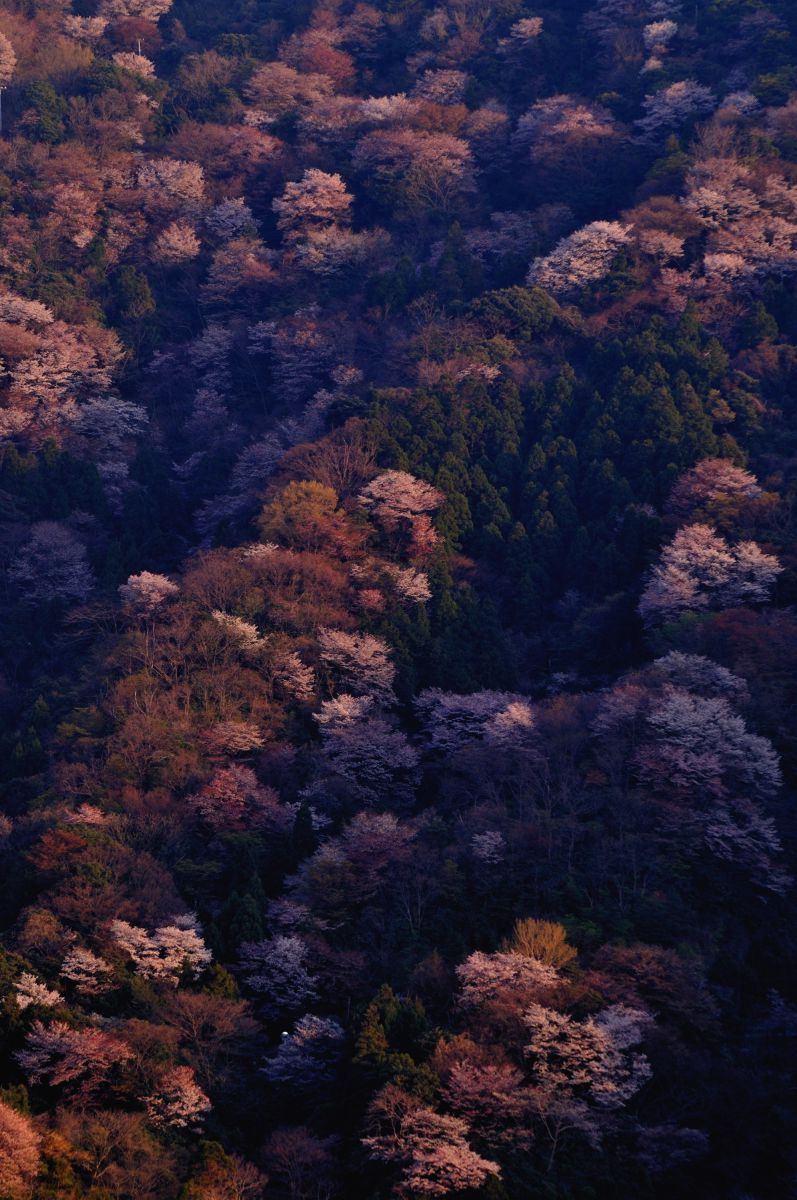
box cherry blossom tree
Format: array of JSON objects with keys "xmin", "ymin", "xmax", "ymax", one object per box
[
  {"xmin": 352, "ymin": 129, "xmax": 475, "ymax": 216},
  {"xmin": 15, "ymin": 973, "xmax": 63, "ymax": 1012},
  {"xmin": 144, "ymin": 1066, "xmax": 211, "ymax": 1130},
  {"xmin": 63, "ymin": 15, "xmax": 108, "ymax": 42},
  {"xmin": 204, "ymin": 720, "xmax": 266, "ymax": 755},
  {"xmin": 0, "ymin": 291, "xmax": 53, "ymax": 327},
  {"xmin": 292, "ymin": 226, "xmax": 390, "ymax": 277},
  {"xmin": 112, "ymin": 51, "xmax": 155, "ymax": 77},
  {"xmin": 9, "ymin": 523, "xmax": 95, "ymax": 605},
  {"xmin": 456, "ymin": 950, "xmax": 560, "ymax": 1015},
  {"xmin": 639, "ymin": 524, "xmax": 782, "ymax": 623},
  {"xmin": 413, "ymin": 69, "xmax": 469, "ymax": 105},
  {"xmin": 358, "ymin": 470, "xmax": 444, "ymax": 530},
  {"xmin": 594, "ymin": 673, "xmax": 786, "ymax": 888},
  {"xmin": 508, "ymin": 16, "xmax": 544, "ymax": 45},
  {"xmin": 433, "ymin": 1039, "xmax": 534, "ymax": 1149},
  {"xmin": 363, "ymin": 1084, "xmax": 500, "ymax": 1196},
  {"xmin": 635, "ymin": 81, "xmax": 716, "ymax": 142},
  {"xmin": 525, "ymin": 1002, "xmax": 652, "ymax": 1111},
  {"xmin": 264, "ymin": 1015, "xmax": 345, "ymax": 1089},
  {"xmin": 667, "ymin": 458, "xmax": 762, "ymax": 518},
  {"xmin": 17, "ymin": 1021, "xmax": 131, "ymax": 1098},
  {"xmin": 317, "ymin": 628, "xmax": 396, "ymax": 702},
  {"xmin": 192, "ymin": 765, "xmax": 288, "ymax": 833},
  {"xmin": 110, "ymin": 915, "xmax": 212, "ymax": 984},
  {"xmin": 205, "ymin": 197, "xmax": 257, "ymax": 241},
  {"xmin": 60, "ymin": 947, "xmax": 114, "ymax": 996},
  {"xmin": 245, "ymin": 62, "xmax": 333, "ymax": 124},
  {"xmin": 0, "ymin": 1100, "xmax": 40, "ymax": 1200},
  {"xmin": 136, "ymin": 159, "xmax": 206, "ymax": 212},
  {"xmin": 649, "ymin": 651, "xmax": 748, "ymax": 702},
  {"xmin": 312, "ymin": 700, "xmax": 420, "ymax": 806},
  {"xmin": 415, "ymin": 689, "xmax": 536, "ymax": 753},
  {"xmin": 0, "ymin": 32, "xmax": 16, "ymax": 88},
  {"xmin": 153, "ymin": 221, "xmax": 201, "ymax": 264},
  {"xmin": 470, "ymin": 830, "xmax": 506, "ymax": 865},
  {"xmin": 513, "ymin": 96, "xmax": 621, "ymax": 166},
  {"xmin": 527, "ymin": 221, "xmax": 634, "ymax": 298},
  {"xmin": 71, "ymin": 397, "xmax": 148, "ymax": 454},
  {"xmin": 238, "ymin": 936, "xmax": 317, "ymax": 1013},
  {"xmin": 273, "ymin": 170, "xmax": 353, "ymax": 243},
  {"xmin": 119, "ymin": 571, "xmax": 180, "ymax": 611},
  {"xmin": 99, "ymin": 0, "xmax": 173, "ymax": 20}
]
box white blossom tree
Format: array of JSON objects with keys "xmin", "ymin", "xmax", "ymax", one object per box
[
  {"xmin": 0, "ymin": 32, "xmax": 16, "ymax": 88},
  {"xmin": 358, "ymin": 470, "xmax": 444, "ymax": 529}
]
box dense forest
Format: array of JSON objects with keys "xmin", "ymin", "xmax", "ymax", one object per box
[{"xmin": 1, "ymin": 0, "xmax": 797, "ymax": 1197}]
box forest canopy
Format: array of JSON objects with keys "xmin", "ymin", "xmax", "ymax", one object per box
[{"xmin": 1, "ymin": 0, "xmax": 797, "ymax": 1198}]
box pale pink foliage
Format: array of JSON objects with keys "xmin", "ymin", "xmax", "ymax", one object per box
[
  {"xmin": 110, "ymin": 915, "xmax": 212, "ymax": 983},
  {"xmin": 136, "ymin": 159, "xmax": 206, "ymax": 211},
  {"xmin": 363, "ymin": 1084, "xmax": 500, "ymax": 1197},
  {"xmin": 99, "ymin": 0, "xmax": 173, "ymax": 19},
  {"xmin": 527, "ymin": 221, "xmax": 633, "ymax": 298},
  {"xmin": 359, "ymin": 470, "xmax": 444, "ymax": 527},
  {"xmin": 667, "ymin": 458, "xmax": 761, "ymax": 518},
  {"xmin": 204, "ymin": 720, "xmax": 266, "ymax": 754},
  {"xmin": 0, "ymin": 32, "xmax": 16, "ymax": 86},
  {"xmin": 112, "ymin": 52, "xmax": 155, "ymax": 77},
  {"xmin": 317, "ymin": 628, "xmax": 396, "ymax": 702},
  {"xmin": 456, "ymin": 951, "xmax": 560, "ymax": 1012},
  {"xmin": 144, "ymin": 1066, "xmax": 211, "ymax": 1130},
  {"xmin": 513, "ymin": 95, "xmax": 620, "ymax": 160},
  {"xmin": 352, "ymin": 129, "xmax": 475, "ymax": 214},
  {"xmin": 15, "ymin": 973, "xmax": 63, "ymax": 1012},
  {"xmin": 193, "ymin": 765, "xmax": 288, "ymax": 832},
  {"xmin": 273, "ymin": 170, "xmax": 353, "ymax": 241},
  {"xmin": 154, "ymin": 221, "xmax": 201, "ymax": 264},
  {"xmin": 119, "ymin": 571, "xmax": 179, "ymax": 611},
  {"xmin": 60, "ymin": 947, "xmax": 114, "ymax": 996},
  {"xmin": 524, "ymin": 1002, "xmax": 652, "ymax": 1110},
  {"xmin": 639, "ymin": 524, "xmax": 782, "ymax": 622}
]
